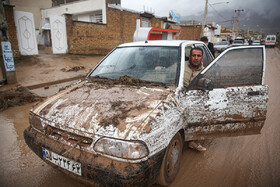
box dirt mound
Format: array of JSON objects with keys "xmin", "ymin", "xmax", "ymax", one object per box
[
  {"xmin": 61, "ymin": 66, "xmax": 85, "ymax": 72},
  {"xmin": 0, "ymin": 87, "xmax": 42, "ymax": 112}
]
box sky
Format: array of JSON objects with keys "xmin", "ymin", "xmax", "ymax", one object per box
[{"xmin": 121, "ymin": 0, "xmax": 280, "ymax": 35}]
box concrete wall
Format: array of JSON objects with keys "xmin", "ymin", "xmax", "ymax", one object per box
[
  {"xmin": 10, "ymin": 0, "xmax": 52, "ymax": 29},
  {"xmin": 42, "ymin": 0, "xmax": 106, "ymax": 24}
]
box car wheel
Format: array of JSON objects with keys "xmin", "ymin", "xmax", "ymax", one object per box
[{"xmin": 157, "ymin": 132, "xmax": 183, "ymax": 186}]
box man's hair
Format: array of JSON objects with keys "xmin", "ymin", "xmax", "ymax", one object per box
[
  {"xmin": 190, "ymin": 47, "xmax": 203, "ymax": 56},
  {"xmin": 200, "ymin": 36, "xmax": 208, "ymax": 42}
]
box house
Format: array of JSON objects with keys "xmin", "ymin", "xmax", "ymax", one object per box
[
  {"xmin": 8, "ymin": 0, "xmax": 52, "ymax": 30},
  {"xmin": 2, "ymin": 0, "xmax": 202, "ymax": 56}
]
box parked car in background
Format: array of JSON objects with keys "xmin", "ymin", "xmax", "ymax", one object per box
[
  {"xmin": 265, "ymin": 35, "xmax": 276, "ymax": 47},
  {"xmin": 244, "ymin": 39, "xmax": 249, "ymax": 45},
  {"xmin": 252, "ymin": 40, "xmax": 261, "ymax": 45},
  {"xmin": 232, "ymin": 39, "xmax": 244, "ymax": 46},
  {"xmin": 24, "ymin": 40, "xmax": 268, "ymax": 186},
  {"xmin": 214, "ymin": 40, "xmax": 231, "ymax": 53},
  {"xmin": 261, "ymin": 40, "xmax": 265, "ymax": 45}
]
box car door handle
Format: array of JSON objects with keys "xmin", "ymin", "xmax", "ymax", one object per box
[{"xmin": 248, "ymin": 91, "xmax": 260, "ymax": 96}]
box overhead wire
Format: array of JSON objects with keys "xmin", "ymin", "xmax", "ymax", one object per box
[{"xmin": 208, "ymin": 3, "xmax": 229, "ymax": 21}]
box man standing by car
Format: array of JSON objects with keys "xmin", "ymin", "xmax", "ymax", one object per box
[
  {"xmin": 201, "ymin": 36, "xmax": 215, "ymax": 58},
  {"xmin": 184, "ymin": 47, "xmax": 207, "ymax": 152}
]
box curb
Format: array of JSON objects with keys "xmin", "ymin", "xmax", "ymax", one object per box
[{"xmin": 26, "ymin": 75, "xmax": 84, "ymax": 90}]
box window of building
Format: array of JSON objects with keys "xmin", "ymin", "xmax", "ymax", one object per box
[
  {"xmin": 141, "ymin": 17, "xmax": 150, "ymax": 27},
  {"xmin": 90, "ymin": 13, "xmax": 103, "ymax": 23}
]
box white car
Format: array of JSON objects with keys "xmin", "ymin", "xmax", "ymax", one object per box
[
  {"xmin": 214, "ymin": 41, "xmax": 231, "ymax": 52},
  {"xmin": 252, "ymin": 40, "xmax": 261, "ymax": 45},
  {"xmin": 265, "ymin": 35, "xmax": 276, "ymax": 47},
  {"xmin": 24, "ymin": 40, "xmax": 268, "ymax": 186},
  {"xmin": 232, "ymin": 39, "xmax": 244, "ymax": 46}
]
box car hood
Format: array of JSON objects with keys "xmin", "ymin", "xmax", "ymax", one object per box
[{"xmin": 32, "ymin": 78, "xmax": 172, "ymax": 140}]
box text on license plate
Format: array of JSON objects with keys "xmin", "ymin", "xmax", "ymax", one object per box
[{"xmin": 42, "ymin": 148, "xmax": 82, "ymax": 176}]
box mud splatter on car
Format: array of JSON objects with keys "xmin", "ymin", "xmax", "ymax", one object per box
[{"xmin": 24, "ymin": 41, "xmax": 268, "ymax": 186}]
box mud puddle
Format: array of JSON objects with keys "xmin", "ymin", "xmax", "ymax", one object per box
[{"xmin": 0, "ymin": 104, "xmax": 86, "ymax": 187}]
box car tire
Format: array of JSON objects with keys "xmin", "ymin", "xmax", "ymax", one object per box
[{"xmin": 157, "ymin": 132, "xmax": 183, "ymax": 186}]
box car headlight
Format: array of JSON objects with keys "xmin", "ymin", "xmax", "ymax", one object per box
[
  {"xmin": 29, "ymin": 112, "xmax": 44, "ymax": 131},
  {"xmin": 94, "ymin": 137, "xmax": 149, "ymax": 160}
]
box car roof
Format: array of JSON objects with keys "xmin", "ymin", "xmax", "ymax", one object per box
[
  {"xmin": 266, "ymin": 35, "xmax": 276, "ymax": 38},
  {"xmin": 118, "ymin": 40, "xmax": 204, "ymax": 47}
]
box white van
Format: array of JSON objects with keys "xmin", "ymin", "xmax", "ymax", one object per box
[{"xmin": 265, "ymin": 35, "xmax": 276, "ymax": 47}]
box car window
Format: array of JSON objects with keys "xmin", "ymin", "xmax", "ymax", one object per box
[
  {"xmin": 195, "ymin": 44, "xmax": 213, "ymax": 67},
  {"xmin": 185, "ymin": 44, "xmax": 213, "ymax": 67},
  {"xmin": 189, "ymin": 47, "xmax": 263, "ymax": 89},
  {"xmin": 233, "ymin": 40, "xmax": 243, "ymax": 44},
  {"xmin": 90, "ymin": 46, "xmax": 180, "ymax": 85},
  {"xmin": 185, "ymin": 45, "xmax": 193, "ymax": 60},
  {"xmin": 217, "ymin": 41, "xmax": 228, "ymax": 45}
]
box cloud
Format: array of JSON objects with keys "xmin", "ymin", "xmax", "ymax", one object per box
[{"xmin": 121, "ymin": 0, "xmax": 280, "ymax": 34}]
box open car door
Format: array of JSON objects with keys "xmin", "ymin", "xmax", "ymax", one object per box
[{"xmin": 181, "ymin": 46, "xmax": 268, "ymax": 141}]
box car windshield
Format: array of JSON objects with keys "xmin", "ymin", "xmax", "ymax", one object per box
[
  {"xmin": 90, "ymin": 46, "xmax": 180, "ymax": 85},
  {"xmin": 233, "ymin": 40, "xmax": 243, "ymax": 44},
  {"xmin": 217, "ymin": 41, "xmax": 228, "ymax": 45}
]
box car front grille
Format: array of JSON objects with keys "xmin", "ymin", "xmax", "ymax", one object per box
[{"xmin": 44, "ymin": 125, "xmax": 93, "ymax": 147}]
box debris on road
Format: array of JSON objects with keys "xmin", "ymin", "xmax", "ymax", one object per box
[
  {"xmin": 61, "ymin": 66, "xmax": 85, "ymax": 72},
  {"xmin": 0, "ymin": 87, "xmax": 42, "ymax": 112}
]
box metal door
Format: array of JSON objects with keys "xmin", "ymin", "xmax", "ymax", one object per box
[
  {"xmin": 181, "ymin": 46, "xmax": 268, "ymax": 140},
  {"xmin": 50, "ymin": 15, "xmax": 68, "ymax": 54},
  {"xmin": 14, "ymin": 11, "xmax": 38, "ymax": 55}
]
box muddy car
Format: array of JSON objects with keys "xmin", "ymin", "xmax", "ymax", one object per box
[{"xmin": 24, "ymin": 40, "xmax": 268, "ymax": 186}]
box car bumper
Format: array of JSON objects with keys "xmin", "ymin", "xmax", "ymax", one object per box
[
  {"xmin": 265, "ymin": 43, "xmax": 275, "ymax": 46},
  {"xmin": 24, "ymin": 126, "xmax": 165, "ymax": 186}
]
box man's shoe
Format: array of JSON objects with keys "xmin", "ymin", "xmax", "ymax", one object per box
[{"xmin": 188, "ymin": 141, "xmax": 207, "ymax": 152}]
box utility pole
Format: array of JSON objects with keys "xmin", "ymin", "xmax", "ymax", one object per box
[
  {"xmin": 235, "ymin": 9, "xmax": 244, "ymax": 37},
  {"xmin": 201, "ymin": 0, "xmax": 208, "ymax": 37},
  {"xmin": 232, "ymin": 16, "xmax": 236, "ymax": 39},
  {"xmin": 0, "ymin": 2, "xmax": 17, "ymax": 84}
]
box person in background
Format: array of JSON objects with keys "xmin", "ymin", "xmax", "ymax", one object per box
[{"xmin": 200, "ymin": 36, "xmax": 215, "ymax": 58}]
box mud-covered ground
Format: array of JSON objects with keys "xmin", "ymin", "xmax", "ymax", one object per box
[
  {"xmin": 0, "ymin": 86, "xmax": 42, "ymax": 112},
  {"xmin": 5, "ymin": 47, "xmax": 104, "ymax": 87},
  {"xmin": 0, "ymin": 48, "xmax": 279, "ymax": 186}
]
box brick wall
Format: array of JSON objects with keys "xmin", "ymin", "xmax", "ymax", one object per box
[
  {"xmin": 67, "ymin": 7, "xmax": 141, "ymax": 55},
  {"xmin": 180, "ymin": 25, "xmax": 202, "ymax": 41},
  {"xmin": 3, "ymin": 5, "xmax": 20, "ymax": 57},
  {"xmin": 67, "ymin": 6, "xmax": 201, "ymax": 55}
]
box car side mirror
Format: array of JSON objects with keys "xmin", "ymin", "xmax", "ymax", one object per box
[{"xmin": 196, "ymin": 78, "xmax": 214, "ymax": 91}]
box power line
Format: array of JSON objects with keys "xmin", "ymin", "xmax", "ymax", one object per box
[
  {"xmin": 208, "ymin": 3, "xmax": 229, "ymax": 21},
  {"xmin": 217, "ymin": 19, "xmax": 234, "ymax": 23}
]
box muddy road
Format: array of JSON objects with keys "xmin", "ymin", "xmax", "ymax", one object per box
[{"xmin": 0, "ymin": 48, "xmax": 279, "ymax": 186}]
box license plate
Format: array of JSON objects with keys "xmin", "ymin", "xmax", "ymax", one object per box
[{"xmin": 42, "ymin": 148, "xmax": 82, "ymax": 176}]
